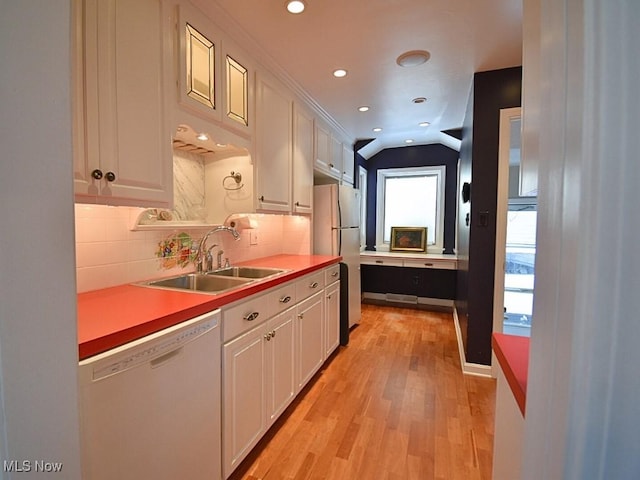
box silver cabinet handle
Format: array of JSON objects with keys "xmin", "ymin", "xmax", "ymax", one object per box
[
  {"xmin": 375, "ymin": 260, "xmax": 383, "ymax": 264},
  {"xmin": 309, "ymin": 282, "xmax": 319, "ymax": 289},
  {"xmin": 424, "ymin": 263, "xmax": 434, "ymax": 267},
  {"xmin": 331, "ymin": 271, "xmax": 339, "ymax": 277},
  {"xmin": 279, "ymin": 295, "xmax": 292, "ymax": 304},
  {"xmin": 243, "ymin": 312, "xmax": 259, "ymax": 322}
]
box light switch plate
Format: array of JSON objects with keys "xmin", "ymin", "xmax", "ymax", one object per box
[{"xmin": 249, "ymin": 231, "xmax": 259, "ymax": 245}]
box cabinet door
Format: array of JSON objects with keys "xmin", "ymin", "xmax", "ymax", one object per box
[
  {"xmin": 295, "ymin": 291, "xmax": 324, "ymax": 390},
  {"xmin": 265, "ymin": 309, "xmax": 296, "ymax": 425},
  {"xmin": 255, "ymin": 72, "xmax": 292, "ymax": 212},
  {"xmin": 223, "ymin": 324, "xmax": 267, "ymax": 477},
  {"xmin": 325, "ymin": 282, "xmax": 340, "ymax": 358},
  {"xmin": 292, "ymin": 103, "xmax": 314, "ymax": 214},
  {"xmin": 341, "ymin": 144, "xmax": 354, "ymax": 185},
  {"xmin": 330, "ymin": 135, "xmax": 344, "ymax": 179},
  {"xmin": 75, "ymin": 0, "xmax": 171, "ymax": 207},
  {"xmin": 314, "ymin": 121, "xmax": 332, "ymax": 174}
]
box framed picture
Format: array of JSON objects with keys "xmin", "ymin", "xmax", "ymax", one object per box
[{"xmin": 390, "ymin": 227, "xmax": 427, "ymax": 252}]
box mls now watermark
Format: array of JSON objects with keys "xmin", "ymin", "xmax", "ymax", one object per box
[{"xmin": 4, "ymin": 460, "xmax": 63, "ymax": 473}]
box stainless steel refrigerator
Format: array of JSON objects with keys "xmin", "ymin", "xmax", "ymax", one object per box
[{"xmin": 313, "ymin": 184, "xmax": 362, "ymax": 328}]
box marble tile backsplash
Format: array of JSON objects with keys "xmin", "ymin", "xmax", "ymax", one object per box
[{"xmin": 75, "ymin": 204, "xmax": 311, "ymax": 293}]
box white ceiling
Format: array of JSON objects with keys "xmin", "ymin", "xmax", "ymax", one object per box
[{"xmin": 195, "ymin": 0, "xmax": 523, "ymax": 158}]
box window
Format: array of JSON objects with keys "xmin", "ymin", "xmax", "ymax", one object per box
[
  {"xmin": 376, "ymin": 166, "xmax": 445, "ymax": 252},
  {"xmin": 503, "ymin": 202, "xmax": 537, "ymax": 337}
]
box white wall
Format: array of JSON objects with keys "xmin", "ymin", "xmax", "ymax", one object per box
[
  {"xmin": 523, "ymin": 1, "xmax": 640, "ymax": 478},
  {"xmin": 0, "ymin": 0, "xmax": 82, "ymax": 477}
]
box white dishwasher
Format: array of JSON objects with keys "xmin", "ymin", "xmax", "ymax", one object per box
[{"xmin": 79, "ymin": 309, "xmax": 221, "ymax": 480}]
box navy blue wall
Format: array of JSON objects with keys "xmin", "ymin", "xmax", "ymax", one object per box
[
  {"xmin": 457, "ymin": 66, "xmax": 522, "ymax": 365},
  {"xmin": 357, "ymin": 144, "xmax": 459, "ymax": 254}
]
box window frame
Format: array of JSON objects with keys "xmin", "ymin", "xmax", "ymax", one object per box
[
  {"xmin": 358, "ymin": 165, "xmax": 368, "ymax": 251},
  {"xmin": 375, "ymin": 165, "xmax": 446, "ymax": 253}
]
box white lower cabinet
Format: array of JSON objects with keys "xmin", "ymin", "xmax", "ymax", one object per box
[
  {"xmin": 222, "ymin": 321, "xmax": 267, "ymax": 478},
  {"xmin": 324, "ymin": 280, "xmax": 340, "ymax": 358},
  {"xmin": 222, "ymin": 266, "xmax": 338, "ymax": 478},
  {"xmin": 265, "ymin": 308, "xmax": 296, "ymax": 425},
  {"xmin": 295, "ymin": 291, "xmax": 324, "ymax": 390}
]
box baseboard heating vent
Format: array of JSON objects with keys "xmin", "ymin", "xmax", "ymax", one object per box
[{"xmin": 385, "ymin": 293, "xmax": 418, "ymax": 304}]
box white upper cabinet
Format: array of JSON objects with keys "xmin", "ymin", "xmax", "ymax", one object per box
[
  {"xmin": 313, "ymin": 121, "xmax": 332, "ymax": 176},
  {"xmin": 175, "ymin": 2, "xmax": 253, "ymax": 139},
  {"xmin": 73, "ymin": 0, "xmax": 172, "ymax": 207},
  {"xmin": 255, "ymin": 71, "xmax": 292, "ymax": 212},
  {"xmin": 341, "ymin": 144, "xmax": 355, "ymax": 185},
  {"xmin": 292, "ymin": 103, "xmax": 314, "ymax": 214}
]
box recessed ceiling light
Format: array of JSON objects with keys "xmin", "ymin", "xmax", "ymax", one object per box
[
  {"xmin": 196, "ymin": 133, "xmax": 209, "ymax": 141},
  {"xmin": 333, "ymin": 69, "xmax": 348, "ymax": 78},
  {"xmin": 396, "ymin": 50, "xmax": 431, "ymax": 67},
  {"xmin": 286, "ymin": 0, "xmax": 305, "ymax": 14},
  {"xmin": 358, "ymin": 106, "xmax": 370, "ymax": 112},
  {"xmin": 405, "ymin": 139, "xmax": 414, "ymax": 144},
  {"xmin": 412, "ymin": 97, "xmax": 427, "ymax": 104},
  {"xmin": 419, "ymin": 122, "xmax": 430, "ymax": 127},
  {"xmin": 372, "ymin": 127, "xmax": 382, "ymax": 133}
]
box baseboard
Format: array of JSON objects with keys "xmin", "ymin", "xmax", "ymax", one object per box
[
  {"xmin": 452, "ymin": 307, "xmax": 494, "ymax": 378},
  {"xmin": 362, "ymin": 292, "xmax": 454, "ymax": 311}
]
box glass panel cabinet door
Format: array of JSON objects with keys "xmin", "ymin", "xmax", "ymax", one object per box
[
  {"xmin": 226, "ymin": 55, "xmax": 248, "ymax": 126},
  {"xmin": 185, "ymin": 23, "xmax": 215, "ymax": 109}
]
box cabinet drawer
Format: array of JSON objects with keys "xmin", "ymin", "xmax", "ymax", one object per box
[
  {"xmin": 403, "ymin": 259, "xmax": 457, "ymax": 270},
  {"xmin": 295, "ymin": 271, "xmax": 325, "ymax": 302},
  {"xmin": 360, "ymin": 256, "xmax": 404, "ymax": 267},
  {"xmin": 222, "ymin": 291, "xmax": 272, "ymax": 342},
  {"xmin": 324, "ymin": 264, "xmax": 340, "ymax": 285},
  {"xmin": 269, "ymin": 283, "xmax": 297, "ymax": 316}
]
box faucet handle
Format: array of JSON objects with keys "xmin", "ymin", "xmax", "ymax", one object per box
[{"xmin": 224, "ymin": 257, "xmax": 231, "ymax": 268}]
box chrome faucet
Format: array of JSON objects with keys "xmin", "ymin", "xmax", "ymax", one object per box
[{"xmin": 195, "ymin": 226, "xmax": 240, "ymax": 273}]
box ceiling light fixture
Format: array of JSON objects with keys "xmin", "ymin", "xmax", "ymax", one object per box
[
  {"xmin": 196, "ymin": 133, "xmax": 209, "ymax": 141},
  {"xmin": 333, "ymin": 69, "xmax": 348, "ymax": 78},
  {"xmin": 286, "ymin": 0, "xmax": 305, "ymax": 14},
  {"xmin": 396, "ymin": 50, "xmax": 431, "ymax": 68},
  {"xmin": 419, "ymin": 121, "xmax": 430, "ymax": 127},
  {"xmin": 405, "ymin": 139, "xmax": 414, "ymax": 144},
  {"xmin": 372, "ymin": 127, "xmax": 382, "ymax": 133},
  {"xmin": 358, "ymin": 106, "xmax": 370, "ymax": 112},
  {"xmin": 412, "ymin": 97, "xmax": 427, "ymax": 104}
]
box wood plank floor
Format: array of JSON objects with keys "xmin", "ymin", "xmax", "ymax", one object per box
[{"xmin": 229, "ymin": 304, "xmax": 496, "ymax": 480}]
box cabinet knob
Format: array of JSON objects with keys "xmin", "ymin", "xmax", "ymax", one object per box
[
  {"xmin": 105, "ymin": 171, "xmax": 116, "ymax": 182},
  {"xmin": 375, "ymin": 260, "xmax": 383, "ymax": 264},
  {"xmin": 91, "ymin": 169, "xmax": 103, "ymax": 180},
  {"xmin": 271, "ymin": 330, "xmax": 276, "ymax": 338},
  {"xmin": 264, "ymin": 332, "xmax": 272, "ymax": 341},
  {"xmin": 329, "ymin": 163, "xmax": 334, "ymax": 168},
  {"xmin": 279, "ymin": 295, "xmax": 292, "ymax": 304},
  {"xmin": 331, "ymin": 271, "xmax": 339, "ymax": 277},
  {"xmin": 309, "ymin": 282, "xmax": 319, "ymax": 289},
  {"xmin": 297, "ymin": 313, "xmax": 304, "ymax": 320},
  {"xmin": 295, "ymin": 201, "xmax": 300, "ymax": 206},
  {"xmin": 258, "ymin": 195, "xmax": 264, "ymax": 202},
  {"xmin": 243, "ymin": 312, "xmax": 260, "ymax": 322}
]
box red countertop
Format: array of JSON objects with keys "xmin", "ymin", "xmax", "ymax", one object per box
[
  {"xmin": 492, "ymin": 333, "xmax": 529, "ymax": 416},
  {"xmin": 78, "ymin": 254, "xmax": 340, "ymax": 360}
]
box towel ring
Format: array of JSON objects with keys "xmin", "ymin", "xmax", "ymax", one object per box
[{"xmin": 222, "ymin": 171, "xmax": 244, "ymax": 191}]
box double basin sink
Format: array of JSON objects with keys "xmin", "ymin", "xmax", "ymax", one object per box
[{"xmin": 139, "ymin": 266, "xmax": 288, "ymax": 295}]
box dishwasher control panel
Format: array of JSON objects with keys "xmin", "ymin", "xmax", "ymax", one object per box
[{"xmin": 83, "ymin": 310, "xmax": 220, "ymax": 381}]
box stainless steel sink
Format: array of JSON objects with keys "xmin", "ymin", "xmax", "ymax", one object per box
[
  {"xmin": 208, "ymin": 266, "xmax": 287, "ymax": 279},
  {"xmin": 140, "ymin": 273, "xmax": 254, "ymax": 294}
]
